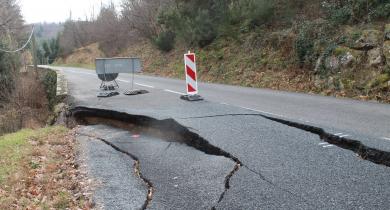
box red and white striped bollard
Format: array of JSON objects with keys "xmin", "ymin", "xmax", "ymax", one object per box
[{"xmin": 181, "ymin": 51, "xmax": 203, "ymax": 101}]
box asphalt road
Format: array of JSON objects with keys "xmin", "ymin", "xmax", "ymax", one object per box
[
  {"xmin": 77, "ymin": 125, "xmax": 234, "ymax": 209},
  {"xmin": 48, "ymin": 66, "xmax": 390, "ymax": 209},
  {"xmin": 131, "ymin": 74, "xmax": 390, "ymax": 143},
  {"xmin": 49, "ymin": 66, "xmax": 390, "ymax": 145}
]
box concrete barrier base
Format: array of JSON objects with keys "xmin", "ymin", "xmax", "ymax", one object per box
[{"xmin": 180, "ymin": 94, "xmax": 204, "ymax": 101}]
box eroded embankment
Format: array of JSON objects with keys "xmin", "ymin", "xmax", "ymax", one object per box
[{"xmin": 69, "ymin": 106, "xmax": 242, "ymax": 209}]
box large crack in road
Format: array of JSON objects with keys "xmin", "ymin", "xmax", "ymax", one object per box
[
  {"xmin": 69, "ymin": 106, "xmax": 390, "ymax": 209},
  {"xmin": 180, "ymin": 113, "xmax": 390, "ymax": 167},
  {"xmin": 70, "ymin": 106, "xmax": 242, "ymax": 209}
]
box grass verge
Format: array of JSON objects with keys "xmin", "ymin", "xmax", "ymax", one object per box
[{"xmin": 0, "ymin": 126, "xmax": 92, "ymax": 209}]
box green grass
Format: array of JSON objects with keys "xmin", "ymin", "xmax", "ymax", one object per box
[
  {"xmin": 0, "ymin": 126, "xmax": 68, "ymax": 184},
  {"xmin": 0, "ymin": 129, "xmax": 34, "ymax": 183},
  {"xmin": 51, "ymin": 63, "xmax": 95, "ymax": 70}
]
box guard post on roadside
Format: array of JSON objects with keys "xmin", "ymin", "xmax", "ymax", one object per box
[{"xmin": 180, "ymin": 51, "xmax": 204, "ymax": 101}]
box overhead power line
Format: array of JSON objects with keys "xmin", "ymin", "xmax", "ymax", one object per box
[{"xmin": 0, "ymin": 25, "xmax": 35, "ymax": 53}]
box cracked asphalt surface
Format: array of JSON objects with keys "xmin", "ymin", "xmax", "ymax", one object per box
[
  {"xmin": 77, "ymin": 124, "xmax": 234, "ymax": 209},
  {"xmin": 50, "ymin": 66, "xmax": 390, "ymax": 209},
  {"xmin": 77, "ymin": 131, "xmax": 146, "ymax": 209}
]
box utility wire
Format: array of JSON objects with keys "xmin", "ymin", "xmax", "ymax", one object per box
[{"xmin": 0, "ymin": 25, "xmax": 35, "ymax": 53}]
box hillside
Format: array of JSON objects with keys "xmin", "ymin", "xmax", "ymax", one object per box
[
  {"xmin": 53, "ymin": 0, "xmax": 390, "ymax": 103},
  {"xmin": 55, "ymin": 43, "xmax": 103, "ymax": 69},
  {"xmin": 57, "ymin": 22, "xmax": 390, "ymax": 103}
]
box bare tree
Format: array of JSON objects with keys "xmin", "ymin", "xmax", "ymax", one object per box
[
  {"xmin": 0, "ymin": 0, "xmax": 25, "ymax": 40},
  {"xmin": 58, "ymin": 2, "xmax": 140, "ymax": 57},
  {"xmin": 94, "ymin": 3, "xmax": 123, "ymax": 55},
  {"xmin": 121, "ymin": 0, "xmax": 173, "ymax": 39}
]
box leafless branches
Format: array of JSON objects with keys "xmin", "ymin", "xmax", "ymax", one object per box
[
  {"xmin": 57, "ymin": 0, "xmax": 175, "ymax": 57},
  {"xmin": 0, "ymin": 0, "xmax": 24, "ymax": 39},
  {"xmin": 121, "ymin": 0, "xmax": 172, "ymax": 39}
]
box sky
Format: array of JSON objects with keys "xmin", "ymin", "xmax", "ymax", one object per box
[{"xmin": 20, "ymin": 0, "xmax": 122, "ymax": 23}]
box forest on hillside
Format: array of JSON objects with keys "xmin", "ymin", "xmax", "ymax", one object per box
[
  {"xmin": 1, "ymin": 0, "xmax": 390, "ymax": 100},
  {"xmin": 51, "ymin": 0, "xmax": 390, "ymax": 102},
  {"xmin": 57, "ymin": 0, "xmax": 390, "ymax": 53}
]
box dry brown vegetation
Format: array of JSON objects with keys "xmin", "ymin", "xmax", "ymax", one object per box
[
  {"xmin": 0, "ymin": 127, "xmax": 93, "ymax": 209},
  {"xmin": 60, "ymin": 36, "xmax": 390, "ymax": 103},
  {"xmin": 56, "ymin": 43, "xmax": 103, "ymax": 67},
  {"xmin": 0, "ymin": 71, "xmax": 51, "ymax": 135}
]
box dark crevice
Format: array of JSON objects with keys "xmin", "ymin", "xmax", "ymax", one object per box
[
  {"xmin": 180, "ymin": 113, "xmax": 390, "ymax": 167},
  {"xmin": 76, "ymin": 132, "xmax": 154, "ymax": 210},
  {"xmin": 69, "ymin": 106, "xmax": 243, "ymax": 208},
  {"xmin": 217, "ymin": 163, "xmax": 241, "ymax": 202},
  {"xmin": 263, "ymin": 116, "xmax": 390, "ymax": 167},
  {"xmin": 71, "ymin": 107, "xmax": 242, "ymax": 164},
  {"xmin": 211, "ymin": 163, "xmax": 242, "ymax": 210},
  {"xmin": 163, "ymin": 142, "xmax": 172, "ymax": 152}
]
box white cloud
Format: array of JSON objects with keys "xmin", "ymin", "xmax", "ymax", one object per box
[{"xmin": 20, "ymin": 0, "xmax": 122, "ymax": 23}]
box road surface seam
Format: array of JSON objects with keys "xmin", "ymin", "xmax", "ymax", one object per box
[
  {"xmin": 243, "ymin": 166, "xmax": 315, "ymax": 208},
  {"xmin": 76, "ymin": 132, "xmax": 154, "ymax": 210},
  {"xmin": 179, "ymin": 113, "xmax": 390, "ymax": 167}
]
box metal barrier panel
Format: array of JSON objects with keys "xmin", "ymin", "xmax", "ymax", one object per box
[{"xmin": 95, "ymin": 57, "xmax": 142, "ymax": 74}]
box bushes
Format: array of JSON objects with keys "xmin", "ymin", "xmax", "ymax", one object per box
[
  {"xmin": 42, "ymin": 70, "xmax": 57, "ymax": 111},
  {"xmin": 295, "ymin": 23, "xmax": 315, "ymax": 68},
  {"xmin": 156, "ymin": 0, "xmax": 276, "ymax": 48},
  {"xmin": 228, "ymin": 0, "xmax": 275, "ymax": 28},
  {"xmin": 56, "ymin": 0, "xmax": 389, "ymax": 55},
  {"xmin": 324, "ymin": 0, "xmax": 390, "ymax": 24},
  {"xmin": 158, "ymin": 5, "xmax": 218, "ymax": 48},
  {"xmin": 326, "ymin": 5, "xmax": 352, "ymax": 24},
  {"xmin": 369, "ymin": 2, "xmax": 390, "ymax": 20},
  {"xmin": 293, "ymin": 18, "xmax": 341, "ymax": 71},
  {"xmin": 191, "ymin": 10, "xmax": 218, "ymax": 47},
  {"xmin": 154, "ymin": 31, "xmax": 175, "ymax": 52}
]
